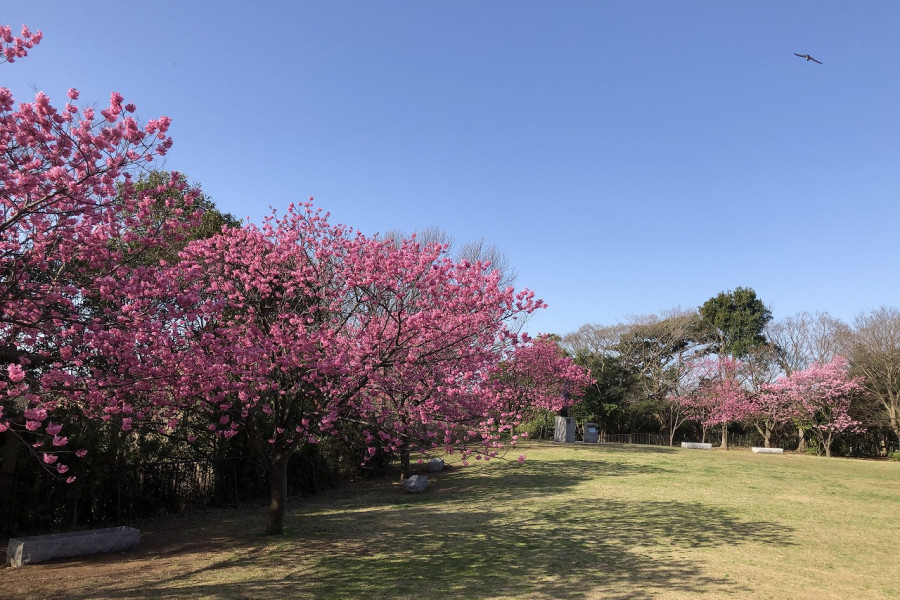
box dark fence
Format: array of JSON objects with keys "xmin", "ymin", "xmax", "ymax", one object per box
[
  {"xmin": 1, "ymin": 453, "xmax": 330, "ymax": 536},
  {"xmin": 598, "ymin": 432, "xmax": 669, "ymax": 446}
]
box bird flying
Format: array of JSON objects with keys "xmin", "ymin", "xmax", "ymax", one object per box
[{"xmin": 794, "ymin": 53, "xmax": 822, "ymax": 64}]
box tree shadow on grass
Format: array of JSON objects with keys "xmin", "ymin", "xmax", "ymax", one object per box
[
  {"xmin": 33, "ymin": 456, "xmax": 797, "ymax": 600},
  {"xmin": 422, "ymin": 458, "xmax": 671, "ymax": 506},
  {"xmin": 59, "ymin": 498, "xmax": 792, "ymax": 600}
]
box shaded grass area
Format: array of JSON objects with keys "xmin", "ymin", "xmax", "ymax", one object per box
[{"xmin": 2, "ymin": 442, "xmax": 898, "ymax": 599}]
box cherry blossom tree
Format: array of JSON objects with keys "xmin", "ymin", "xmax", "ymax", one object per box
[
  {"xmin": 764, "ymin": 356, "xmax": 864, "ymax": 457},
  {"xmin": 1, "ymin": 21, "xmax": 592, "ymax": 536},
  {"xmin": 91, "ymin": 204, "xmax": 569, "ymax": 534},
  {"xmin": 742, "ymin": 389, "xmax": 794, "ymax": 448},
  {"xmin": 1, "ymin": 22, "xmax": 199, "ymax": 478},
  {"xmin": 672, "ymin": 357, "xmax": 750, "ymax": 447}
]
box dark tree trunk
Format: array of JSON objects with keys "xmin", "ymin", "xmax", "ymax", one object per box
[
  {"xmin": 0, "ymin": 432, "xmax": 22, "ymax": 530},
  {"xmin": 400, "ymin": 447, "xmax": 411, "ymax": 478},
  {"xmin": 720, "ymin": 424, "xmax": 728, "ymax": 449},
  {"xmin": 265, "ymin": 453, "xmax": 290, "ymax": 535}
]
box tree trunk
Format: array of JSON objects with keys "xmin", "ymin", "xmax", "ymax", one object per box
[
  {"xmin": 0, "ymin": 432, "xmax": 22, "ymax": 530},
  {"xmin": 400, "ymin": 447, "xmax": 411, "ymax": 478},
  {"xmin": 265, "ymin": 453, "xmax": 290, "ymax": 535},
  {"xmin": 796, "ymin": 426, "xmax": 807, "ymax": 452},
  {"xmin": 763, "ymin": 429, "xmax": 772, "ymax": 448},
  {"xmin": 720, "ymin": 424, "xmax": 728, "ymax": 449}
]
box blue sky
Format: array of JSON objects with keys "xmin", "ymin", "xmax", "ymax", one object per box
[{"xmin": 4, "ymin": 1, "xmax": 899, "ymax": 336}]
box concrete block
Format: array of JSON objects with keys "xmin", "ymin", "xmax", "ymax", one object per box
[
  {"xmin": 426, "ymin": 458, "xmax": 444, "ymax": 472},
  {"xmin": 681, "ymin": 442, "xmax": 713, "ymax": 449},
  {"xmin": 7, "ymin": 526, "xmax": 140, "ymax": 568},
  {"xmin": 752, "ymin": 447, "xmax": 784, "ymax": 454}
]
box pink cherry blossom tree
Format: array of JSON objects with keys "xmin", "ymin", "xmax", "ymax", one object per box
[
  {"xmin": 742, "ymin": 389, "xmax": 795, "ymax": 448},
  {"xmin": 764, "ymin": 356, "xmax": 864, "ymax": 457},
  {"xmin": 93, "ymin": 204, "xmax": 568, "ymax": 534},
  {"xmin": 672, "ymin": 356, "xmax": 750, "ymax": 447},
  {"xmin": 1, "ymin": 22, "xmax": 199, "ymax": 478}
]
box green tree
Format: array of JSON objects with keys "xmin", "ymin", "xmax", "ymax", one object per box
[
  {"xmin": 700, "ymin": 287, "xmax": 772, "ymax": 358},
  {"xmin": 120, "ymin": 171, "xmax": 242, "ymax": 265},
  {"xmin": 569, "ymin": 353, "xmax": 636, "ymax": 433}
]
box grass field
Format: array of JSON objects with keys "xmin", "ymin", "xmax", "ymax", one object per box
[{"xmin": 2, "ymin": 441, "xmax": 898, "ymax": 599}]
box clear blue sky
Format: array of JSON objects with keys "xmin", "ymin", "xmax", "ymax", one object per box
[{"xmin": 4, "ymin": 2, "xmax": 899, "ymax": 336}]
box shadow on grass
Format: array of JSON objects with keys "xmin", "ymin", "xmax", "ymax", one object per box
[
  {"xmin": 46, "ymin": 456, "xmax": 796, "ymax": 600},
  {"xmin": 424, "ymin": 458, "xmax": 672, "ymax": 504},
  {"xmin": 593, "ymin": 443, "xmax": 679, "ymax": 454}
]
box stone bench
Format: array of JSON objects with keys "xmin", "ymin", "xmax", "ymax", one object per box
[
  {"xmin": 681, "ymin": 442, "xmax": 713, "ymax": 449},
  {"xmin": 6, "ymin": 526, "xmax": 140, "ymax": 568},
  {"xmin": 752, "ymin": 447, "xmax": 784, "ymax": 454}
]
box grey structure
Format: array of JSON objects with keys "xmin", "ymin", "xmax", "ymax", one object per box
[
  {"xmin": 426, "ymin": 458, "xmax": 444, "ymax": 472},
  {"xmin": 7, "ymin": 526, "xmax": 140, "ymax": 568},
  {"xmin": 583, "ymin": 423, "xmax": 599, "ymax": 443},
  {"xmin": 554, "ymin": 416, "xmax": 576, "ymax": 443},
  {"xmin": 751, "ymin": 447, "xmax": 784, "ymax": 454}
]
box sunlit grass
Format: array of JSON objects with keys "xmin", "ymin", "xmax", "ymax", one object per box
[{"xmin": 2, "ymin": 441, "xmax": 898, "ymax": 599}]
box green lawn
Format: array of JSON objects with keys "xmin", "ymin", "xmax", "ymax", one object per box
[{"xmin": 3, "ymin": 441, "xmax": 898, "ymax": 599}]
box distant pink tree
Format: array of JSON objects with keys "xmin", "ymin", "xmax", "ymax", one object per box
[
  {"xmin": 1, "ymin": 22, "xmax": 198, "ymax": 477},
  {"xmin": 764, "ymin": 356, "xmax": 864, "ymax": 457},
  {"xmin": 742, "ymin": 390, "xmax": 795, "ymax": 448},
  {"xmin": 672, "ymin": 356, "xmax": 750, "ymax": 447}
]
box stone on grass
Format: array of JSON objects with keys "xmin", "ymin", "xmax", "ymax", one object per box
[
  {"xmin": 7, "ymin": 526, "xmax": 140, "ymax": 568},
  {"xmin": 427, "ymin": 458, "xmax": 444, "ymax": 472},
  {"xmin": 404, "ymin": 474, "xmax": 429, "ymax": 493}
]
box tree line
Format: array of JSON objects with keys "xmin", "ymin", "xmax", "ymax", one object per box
[{"xmin": 561, "ymin": 288, "xmax": 900, "ymax": 458}]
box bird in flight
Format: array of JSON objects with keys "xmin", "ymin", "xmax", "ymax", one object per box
[{"xmin": 794, "ymin": 53, "xmax": 822, "ymax": 64}]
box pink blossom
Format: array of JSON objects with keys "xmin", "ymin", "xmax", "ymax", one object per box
[{"xmin": 7, "ymin": 364, "xmax": 25, "ymax": 383}]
